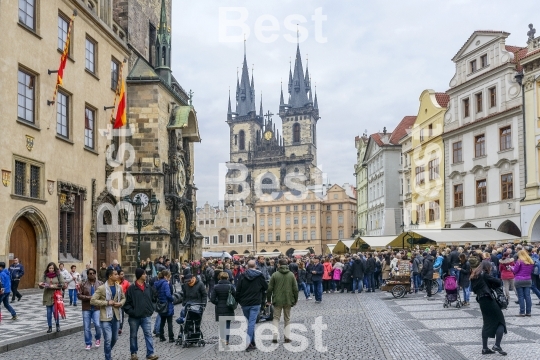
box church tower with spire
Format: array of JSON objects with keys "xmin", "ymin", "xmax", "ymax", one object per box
[
  {"xmin": 225, "ymin": 42, "xmax": 321, "ymax": 207},
  {"xmin": 155, "ymin": 0, "xmax": 172, "ymax": 85}
]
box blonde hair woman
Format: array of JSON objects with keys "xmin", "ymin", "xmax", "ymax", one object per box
[{"xmin": 512, "ymin": 250, "xmax": 535, "ymax": 316}]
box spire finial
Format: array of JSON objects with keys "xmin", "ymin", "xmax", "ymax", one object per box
[
  {"xmin": 244, "ymin": 33, "xmax": 246, "ymax": 57},
  {"xmin": 297, "ymin": 24, "xmax": 299, "ymax": 44}
]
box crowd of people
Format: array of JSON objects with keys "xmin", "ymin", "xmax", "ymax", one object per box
[{"xmin": 1, "ymin": 243, "xmax": 538, "ymax": 357}]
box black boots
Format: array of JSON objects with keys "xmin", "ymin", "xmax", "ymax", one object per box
[
  {"xmin": 492, "ymin": 346, "xmax": 507, "ymax": 356},
  {"xmin": 159, "ymin": 336, "xmax": 166, "ymax": 342},
  {"xmin": 47, "ymin": 327, "xmax": 52, "ymax": 333},
  {"xmin": 482, "ymin": 348, "xmax": 495, "ymax": 355},
  {"xmin": 56, "ymin": 324, "xmax": 61, "ymax": 332}
]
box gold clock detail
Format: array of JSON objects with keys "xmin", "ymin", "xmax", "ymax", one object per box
[{"xmin": 264, "ymin": 131, "xmax": 272, "ymax": 140}]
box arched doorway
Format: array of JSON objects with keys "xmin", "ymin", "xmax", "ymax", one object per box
[
  {"xmin": 461, "ymin": 222, "xmax": 477, "ymax": 228},
  {"xmin": 498, "ymin": 220, "xmax": 521, "ymax": 237},
  {"xmin": 9, "ymin": 217, "xmax": 37, "ymax": 289},
  {"xmin": 230, "ymin": 250, "xmax": 238, "ymax": 256},
  {"xmin": 286, "ymin": 248, "xmax": 295, "ymax": 257}
]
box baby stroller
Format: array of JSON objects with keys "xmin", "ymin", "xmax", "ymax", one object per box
[
  {"xmin": 256, "ymin": 303, "xmax": 274, "ymax": 323},
  {"xmin": 176, "ymin": 303, "xmax": 206, "ymax": 348},
  {"xmin": 443, "ymin": 275, "xmax": 462, "ymax": 308}
]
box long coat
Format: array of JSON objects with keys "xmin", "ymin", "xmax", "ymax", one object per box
[
  {"xmin": 458, "ymin": 261, "xmax": 471, "ymax": 288},
  {"xmin": 39, "ymin": 273, "xmax": 65, "ymax": 307},
  {"xmin": 382, "ymin": 262, "xmax": 392, "ymax": 280},
  {"xmin": 210, "ymin": 279, "xmax": 236, "ymax": 321}
]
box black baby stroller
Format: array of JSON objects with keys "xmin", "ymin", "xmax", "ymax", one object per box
[
  {"xmin": 256, "ymin": 303, "xmax": 274, "ymax": 323},
  {"xmin": 176, "ymin": 303, "xmax": 206, "ymax": 347},
  {"xmin": 443, "ymin": 275, "xmax": 462, "ymax": 308}
]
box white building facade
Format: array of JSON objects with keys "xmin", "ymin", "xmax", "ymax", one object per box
[{"xmin": 443, "ymin": 31, "xmax": 524, "ymax": 236}]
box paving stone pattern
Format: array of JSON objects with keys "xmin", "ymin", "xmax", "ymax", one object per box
[{"xmin": 3, "ymin": 289, "xmax": 540, "ymax": 359}]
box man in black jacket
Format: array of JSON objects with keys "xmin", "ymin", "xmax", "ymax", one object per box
[
  {"xmin": 365, "ymin": 253, "xmax": 377, "ymax": 293},
  {"xmin": 123, "ymin": 268, "xmax": 159, "ymax": 360},
  {"xmin": 235, "ymin": 260, "xmax": 268, "ymax": 351},
  {"xmin": 422, "ymin": 251, "xmax": 435, "ymax": 299},
  {"xmin": 306, "ymin": 257, "xmax": 324, "ymax": 303},
  {"xmin": 351, "ymin": 255, "xmax": 364, "ymax": 293},
  {"xmin": 449, "ymin": 246, "xmax": 460, "ymax": 281}
]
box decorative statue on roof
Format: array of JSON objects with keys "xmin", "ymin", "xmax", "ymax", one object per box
[{"xmin": 528, "ymin": 24, "xmax": 536, "ymax": 41}]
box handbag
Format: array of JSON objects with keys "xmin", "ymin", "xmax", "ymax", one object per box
[
  {"xmin": 226, "ymin": 285, "xmax": 237, "ymax": 310},
  {"xmin": 490, "ymin": 285, "xmax": 508, "ymax": 310},
  {"xmin": 156, "ymin": 301, "xmax": 168, "ymax": 314}
]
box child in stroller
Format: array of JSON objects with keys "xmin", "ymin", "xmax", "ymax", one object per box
[
  {"xmin": 443, "ymin": 275, "xmax": 462, "ymax": 308},
  {"xmin": 176, "ymin": 303, "xmax": 206, "ymax": 347}
]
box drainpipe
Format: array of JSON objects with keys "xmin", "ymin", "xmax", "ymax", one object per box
[{"xmin": 515, "ymin": 71, "xmax": 527, "ymax": 188}]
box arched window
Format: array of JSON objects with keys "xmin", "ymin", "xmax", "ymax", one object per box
[
  {"xmin": 162, "ymin": 46, "xmax": 167, "ymax": 65},
  {"xmin": 239, "ymin": 130, "xmax": 245, "ymax": 150},
  {"xmin": 293, "ymin": 123, "xmax": 301, "ymax": 143},
  {"xmin": 262, "ymin": 178, "xmax": 273, "ymax": 194}
]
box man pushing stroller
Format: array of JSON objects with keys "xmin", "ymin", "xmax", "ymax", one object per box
[{"xmin": 176, "ymin": 273, "xmax": 207, "ymax": 325}]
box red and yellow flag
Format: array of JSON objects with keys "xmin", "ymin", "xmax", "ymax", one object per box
[
  {"xmin": 113, "ymin": 78, "xmax": 126, "ymax": 129},
  {"xmin": 50, "ymin": 13, "xmax": 75, "ymax": 105}
]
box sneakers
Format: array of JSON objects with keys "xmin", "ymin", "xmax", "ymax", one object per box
[
  {"xmin": 131, "ymin": 354, "xmax": 139, "ymax": 360},
  {"xmin": 246, "ymin": 344, "xmax": 257, "ymax": 352},
  {"xmin": 95, "ymin": 339, "xmax": 101, "ymax": 347},
  {"xmin": 11, "ymin": 315, "xmax": 18, "ymax": 320},
  {"xmin": 315, "ymin": 300, "xmax": 321, "ymax": 304},
  {"xmin": 146, "ymin": 355, "xmax": 159, "ymax": 360},
  {"xmin": 85, "ymin": 345, "xmax": 92, "ymax": 350},
  {"xmin": 307, "ymin": 297, "xmax": 312, "ymax": 300}
]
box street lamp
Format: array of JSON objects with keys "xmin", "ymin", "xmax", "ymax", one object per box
[{"xmin": 123, "ymin": 194, "xmax": 160, "ymax": 264}]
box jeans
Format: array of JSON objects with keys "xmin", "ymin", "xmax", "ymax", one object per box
[
  {"xmin": 322, "ymin": 279, "xmax": 331, "ymax": 292},
  {"xmin": 413, "ymin": 274, "xmax": 422, "ymax": 292},
  {"xmin": 119, "ymin": 308, "xmax": 125, "ymax": 330},
  {"xmin": 531, "ymin": 275, "xmax": 540, "ymax": 300},
  {"xmin": 11, "ymin": 280, "xmax": 21, "ymax": 300},
  {"xmin": 154, "ymin": 314, "xmax": 161, "ymax": 335},
  {"xmin": 516, "ymin": 286, "xmax": 532, "ymax": 315},
  {"xmin": 128, "ymin": 316, "xmax": 154, "ymax": 357},
  {"xmin": 363, "ymin": 274, "xmax": 369, "ymax": 289},
  {"xmin": 462, "ymin": 285, "xmax": 470, "ymax": 303},
  {"xmin": 83, "ymin": 310, "xmax": 101, "ymax": 346},
  {"xmin": 68, "ymin": 289, "xmax": 77, "ymax": 305},
  {"xmin": 367, "ymin": 273, "xmax": 375, "ymax": 291},
  {"xmin": 220, "ymin": 319, "xmax": 231, "ymax": 342},
  {"xmin": 374, "ymin": 271, "xmax": 381, "ymax": 288},
  {"xmin": 0, "ymin": 293, "xmax": 16, "ymax": 316},
  {"xmin": 352, "ymin": 277, "xmax": 363, "ymax": 293},
  {"xmin": 502, "ymin": 279, "xmax": 515, "ymax": 301},
  {"xmin": 307, "ymin": 283, "xmax": 314, "ymax": 295},
  {"xmin": 313, "ymin": 280, "xmax": 323, "ymax": 301},
  {"xmin": 101, "ymin": 318, "xmax": 119, "ymax": 360},
  {"xmin": 241, "ymin": 305, "xmax": 260, "ymax": 346},
  {"xmin": 46, "ymin": 305, "xmax": 59, "ymax": 327},
  {"xmin": 299, "ymin": 282, "xmax": 310, "ymax": 299},
  {"xmin": 449, "ymin": 267, "xmax": 460, "ymax": 283},
  {"xmin": 437, "ymin": 278, "xmax": 443, "ymax": 292},
  {"xmin": 160, "ymin": 314, "xmax": 174, "ymax": 340},
  {"xmin": 330, "ymin": 280, "xmax": 337, "ymax": 292}
]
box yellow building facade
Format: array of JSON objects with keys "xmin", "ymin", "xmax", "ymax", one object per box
[{"xmin": 408, "ymin": 90, "xmax": 449, "ymax": 229}]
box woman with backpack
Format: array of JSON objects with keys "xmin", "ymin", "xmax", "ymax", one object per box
[
  {"xmin": 470, "ymin": 261, "xmax": 507, "ymax": 355},
  {"xmin": 38, "ymin": 262, "xmax": 65, "ymax": 333},
  {"xmin": 210, "ymin": 272, "xmax": 236, "ymax": 346},
  {"xmin": 512, "ymin": 250, "xmax": 535, "ymax": 317},
  {"xmin": 154, "ymin": 270, "xmax": 175, "ymax": 343},
  {"xmin": 498, "ymin": 253, "xmax": 515, "ymax": 303}
]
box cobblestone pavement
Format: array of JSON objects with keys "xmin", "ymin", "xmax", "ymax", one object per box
[{"xmin": 2, "ymin": 288, "xmax": 540, "ymax": 359}]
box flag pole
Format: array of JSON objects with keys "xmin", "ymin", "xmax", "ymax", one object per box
[{"xmin": 110, "ymin": 59, "xmax": 127, "ymax": 125}]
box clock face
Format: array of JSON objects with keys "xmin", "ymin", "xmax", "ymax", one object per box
[
  {"xmin": 264, "ymin": 131, "xmax": 272, "ymax": 140},
  {"xmin": 134, "ymin": 193, "xmax": 149, "ymax": 208}
]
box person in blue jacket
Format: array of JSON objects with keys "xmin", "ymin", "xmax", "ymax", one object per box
[
  {"xmin": 433, "ymin": 251, "xmax": 444, "ymax": 291},
  {"xmin": 0, "ymin": 262, "xmax": 17, "ymax": 320},
  {"xmin": 155, "ymin": 269, "xmax": 175, "ymax": 343}
]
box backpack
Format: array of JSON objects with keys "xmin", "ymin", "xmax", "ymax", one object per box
[
  {"xmin": 415, "ymin": 258, "xmax": 423, "ymax": 273},
  {"xmin": 534, "ymin": 260, "xmax": 540, "ymax": 276}
]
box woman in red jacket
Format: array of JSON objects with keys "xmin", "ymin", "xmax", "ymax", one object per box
[
  {"xmin": 322, "ymin": 258, "xmax": 333, "ymax": 293},
  {"xmin": 498, "ymin": 253, "xmax": 515, "ymax": 302}
]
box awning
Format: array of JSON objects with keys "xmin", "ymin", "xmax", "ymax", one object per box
[
  {"xmin": 406, "ymin": 228, "xmax": 520, "ymax": 246},
  {"xmin": 325, "ymin": 244, "xmax": 337, "ymax": 255},
  {"xmin": 202, "ymin": 251, "xmax": 232, "ymax": 259},
  {"xmin": 255, "ymin": 252, "xmax": 282, "ymax": 258},
  {"xmin": 292, "ymin": 250, "xmax": 310, "ymax": 257},
  {"xmin": 333, "ymin": 239, "xmax": 359, "ymax": 254}
]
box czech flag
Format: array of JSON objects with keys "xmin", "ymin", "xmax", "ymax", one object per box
[{"xmin": 113, "ymin": 78, "xmax": 126, "ymax": 129}]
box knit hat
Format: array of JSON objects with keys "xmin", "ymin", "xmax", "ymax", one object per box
[{"xmin": 135, "ymin": 268, "xmax": 145, "ymax": 280}]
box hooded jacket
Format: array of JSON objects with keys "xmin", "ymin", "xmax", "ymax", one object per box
[
  {"xmin": 498, "ymin": 257, "xmax": 515, "ymax": 280},
  {"xmin": 351, "ymin": 258, "xmax": 364, "ymax": 278},
  {"xmin": 364, "ymin": 257, "xmax": 376, "ymax": 274},
  {"xmin": 421, "ymin": 255, "xmax": 434, "ymax": 280},
  {"xmin": 0, "ymin": 268, "xmax": 12, "ymax": 293},
  {"xmin": 235, "ymin": 268, "xmax": 268, "ymax": 307},
  {"xmin": 155, "ymin": 278, "xmax": 174, "ymax": 316},
  {"xmin": 181, "ymin": 278, "xmax": 207, "ymax": 306},
  {"xmin": 267, "ymin": 265, "xmax": 298, "ymax": 307}
]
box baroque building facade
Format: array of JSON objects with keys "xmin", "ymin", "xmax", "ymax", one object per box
[
  {"xmin": 108, "ymin": 0, "xmax": 201, "ymax": 274},
  {"xmin": 0, "ymin": 0, "xmax": 129, "ymax": 288},
  {"xmin": 196, "ymin": 201, "xmax": 256, "ymax": 256},
  {"xmin": 225, "ymin": 44, "xmax": 322, "ymax": 207},
  {"xmin": 363, "ymin": 117, "xmax": 415, "ymax": 236},
  {"xmin": 354, "ymin": 134, "xmax": 369, "ymax": 235},
  {"xmin": 443, "ymin": 31, "xmax": 523, "ymax": 235}
]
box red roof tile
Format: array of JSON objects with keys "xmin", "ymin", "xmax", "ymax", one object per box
[
  {"xmin": 390, "ymin": 116, "xmax": 417, "ymax": 144},
  {"xmin": 435, "ymin": 93, "xmax": 450, "ymax": 108},
  {"xmin": 370, "ymin": 133, "xmax": 385, "ymax": 147},
  {"xmin": 520, "ymin": 47, "xmax": 540, "ymax": 62}
]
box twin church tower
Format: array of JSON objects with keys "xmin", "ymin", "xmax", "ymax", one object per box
[{"xmin": 226, "ymin": 43, "xmax": 322, "ymax": 207}]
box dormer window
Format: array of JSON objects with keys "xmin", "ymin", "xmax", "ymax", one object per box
[
  {"xmin": 470, "ymin": 59, "xmax": 477, "ymax": 73},
  {"xmin": 481, "ymin": 54, "xmax": 488, "ymax": 68}
]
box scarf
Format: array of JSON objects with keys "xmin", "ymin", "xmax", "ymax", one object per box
[
  {"xmin": 105, "ymin": 283, "xmax": 115, "ymax": 319},
  {"xmin": 46, "ymin": 272, "xmax": 58, "ymax": 279},
  {"xmin": 188, "ymin": 277, "xmax": 196, "ymax": 287}
]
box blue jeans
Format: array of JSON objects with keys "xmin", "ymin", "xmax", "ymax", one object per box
[
  {"xmin": 363, "ymin": 274, "xmax": 369, "ymax": 289},
  {"xmin": 299, "ymin": 282, "xmax": 310, "ymax": 299},
  {"xmin": 0, "ymin": 293, "xmax": 16, "ymax": 316},
  {"xmin": 462, "ymin": 285, "xmax": 470, "ymax": 302},
  {"xmin": 449, "ymin": 267, "xmax": 460, "ymax": 283},
  {"xmin": 367, "ymin": 273, "xmax": 375, "ymax": 291},
  {"xmin": 241, "ymin": 305, "xmax": 260, "ymax": 345},
  {"xmin": 352, "ymin": 277, "xmax": 363, "ymax": 293},
  {"xmin": 531, "ymin": 275, "xmax": 540, "ymax": 299},
  {"xmin": 83, "ymin": 310, "xmax": 101, "ymax": 346},
  {"xmin": 307, "ymin": 283, "xmax": 313, "ymax": 295},
  {"xmin": 437, "ymin": 278, "xmax": 443, "ymax": 292},
  {"xmin": 516, "ymin": 286, "xmax": 532, "ymax": 315},
  {"xmin": 101, "ymin": 318, "xmax": 119, "ymax": 360},
  {"xmin": 68, "ymin": 289, "xmax": 77, "ymax": 305},
  {"xmin": 46, "ymin": 305, "xmax": 59, "ymax": 327},
  {"xmin": 313, "ymin": 280, "xmax": 323, "ymax": 301},
  {"xmin": 153, "ymin": 314, "xmax": 161, "ymax": 335},
  {"xmin": 128, "ymin": 316, "xmax": 154, "ymax": 357},
  {"xmin": 413, "ymin": 274, "xmax": 422, "ymax": 292}
]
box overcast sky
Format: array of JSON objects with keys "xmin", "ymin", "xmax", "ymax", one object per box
[{"xmin": 170, "ymin": 0, "xmax": 537, "ymax": 207}]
